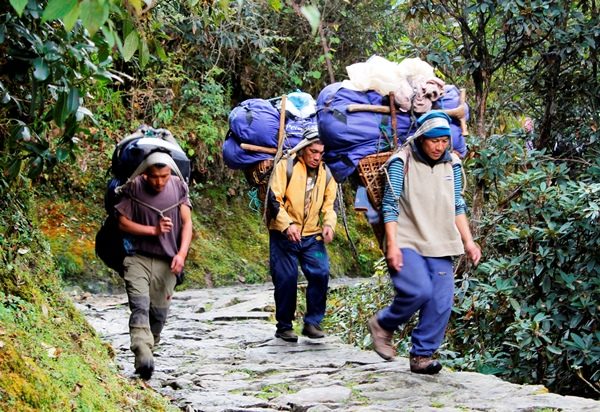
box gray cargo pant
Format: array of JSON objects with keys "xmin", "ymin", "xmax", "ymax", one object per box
[{"xmin": 123, "ymin": 254, "xmax": 177, "ymax": 354}]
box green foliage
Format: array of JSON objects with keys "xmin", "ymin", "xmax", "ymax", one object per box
[
  {"xmin": 0, "ymin": 188, "xmax": 175, "ymax": 411},
  {"xmin": 0, "ymin": 1, "xmax": 113, "ymax": 188},
  {"xmin": 326, "ymin": 135, "xmax": 600, "ymax": 398},
  {"xmin": 447, "ymin": 134, "xmax": 600, "ymax": 397}
]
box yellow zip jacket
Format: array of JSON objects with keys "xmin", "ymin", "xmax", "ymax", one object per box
[{"xmin": 267, "ymin": 156, "xmax": 337, "ymax": 236}]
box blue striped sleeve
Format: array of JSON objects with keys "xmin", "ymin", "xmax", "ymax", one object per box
[
  {"xmin": 381, "ymin": 158, "xmax": 404, "ymax": 223},
  {"xmin": 454, "ymin": 163, "xmax": 467, "ymax": 215}
]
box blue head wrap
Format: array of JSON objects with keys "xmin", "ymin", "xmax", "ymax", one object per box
[{"xmin": 415, "ymin": 111, "xmax": 451, "ymax": 139}]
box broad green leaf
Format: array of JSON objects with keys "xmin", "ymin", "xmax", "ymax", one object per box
[
  {"xmin": 56, "ymin": 148, "xmax": 69, "ymax": 162},
  {"xmin": 10, "ymin": 0, "xmax": 29, "ymax": 16},
  {"xmin": 42, "ymin": 0, "xmax": 77, "ymax": 23},
  {"xmin": 8, "ymin": 158, "xmax": 22, "ymax": 181},
  {"xmin": 154, "ymin": 42, "xmax": 167, "ymax": 61},
  {"xmin": 62, "ymin": 4, "xmax": 81, "ymax": 32},
  {"xmin": 28, "ymin": 156, "xmax": 44, "ymax": 178},
  {"xmin": 33, "ymin": 58, "xmax": 49, "ymax": 81},
  {"xmin": 101, "ymin": 25, "xmax": 116, "ymax": 48},
  {"xmin": 139, "ymin": 38, "xmax": 150, "ymax": 68},
  {"xmin": 122, "ymin": 31, "xmax": 139, "ymax": 62},
  {"xmin": 80, "ymin": 0, "xmax": 109, "ymax": 36},
  {"xmin": 66, "ymin": 88, "xmax": 80, "ymax": 115},
  {"xmin": 300, "ymin": 5, "xmax": 321, "ymax": 36},
  {"xmin": 546, "ymin": 345, "xmax": 562, "ymax": 355},
  {"xmin": 54, "ymin": 93, "xmax": 68, "ymax": 127}
]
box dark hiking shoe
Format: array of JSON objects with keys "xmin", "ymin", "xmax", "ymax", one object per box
[
  {"xmin": 275, "ymin": 329, "xmax": 298, "ymax": 342},
  {"xmin": 367, "ymin": 315, "xmax": 396, "ymax": 361},
  {"xmin": 410, "ymin": 355, "xmax": 442, "ymax": 375},
  {"xmin": 302, "ymin": 323, "xmax": 325, "ymax": 339},
  {"xmin": 134, "ymin": 346, "xmax": 155, "ymax": 380}
]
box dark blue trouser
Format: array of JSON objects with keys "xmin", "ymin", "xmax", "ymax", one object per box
[
  {"xmin": 377, "ymin": 248, "xmax": 454, "ymax": 356},
  {"xmin": 269, "ymin": 231, "xmax": 330, "ymax": 331}
]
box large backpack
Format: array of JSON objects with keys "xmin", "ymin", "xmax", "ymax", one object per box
[{"xmin": 95, "ymin": 125, "xmax": 191, "ymax": 276}]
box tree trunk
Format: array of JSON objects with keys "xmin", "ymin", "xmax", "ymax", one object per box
[{"xmin": 469, "ymin": 66, "xmax": 491, "ymax": 238}]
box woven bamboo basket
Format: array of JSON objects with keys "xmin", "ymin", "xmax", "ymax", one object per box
[
  {"xmin": 356, "ymin": 91, "xmax": 398, "ymax": 208},
  {"xmin": 244, "ymin": 159, "xmax": 274, "ymax": 202},
  {"xmin": 357, "ymin": 151, "xmax": 392, "ymax": 208}
]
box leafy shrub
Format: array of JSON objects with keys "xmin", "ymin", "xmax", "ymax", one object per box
[
  {"xmin": 448, "ymin": 134, "xmax": 600, "ymax": 398},
  {"xmin": 327, "ymin": 134, "xmax": 599, "ymax": 399}
]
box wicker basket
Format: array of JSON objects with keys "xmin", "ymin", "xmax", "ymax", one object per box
[
  {"xmin": 244, "ymin": 159, "xmax": 274, "ymax": 202},
  {"xmin": 357, "ymin": 151, "xmax": 392, "ymax": 208},
  {"xmin": 244, "ymin": 159, "xmax": 273, "ymax": 186}
]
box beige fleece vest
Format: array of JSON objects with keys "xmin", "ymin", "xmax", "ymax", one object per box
[{"xmin": 394, "ymin": 148, "xmax": 464, "ymax": 257}]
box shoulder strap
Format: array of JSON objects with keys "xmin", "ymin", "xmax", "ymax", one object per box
[
  {"xmin": 286, "ymin": 156, "xmax": 294, "ymax": 185},
  {"xmin": 130, "ymin": 196, "xmax": 184, "ymax": 218},
  {"xmin": 284, "ymin": 156, "xmax": 333, "ymax": 189}
]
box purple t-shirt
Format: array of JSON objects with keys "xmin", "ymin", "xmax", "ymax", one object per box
[{"xmin": 115, "ymin": 175, "xmax": 191, "ymax": 258}]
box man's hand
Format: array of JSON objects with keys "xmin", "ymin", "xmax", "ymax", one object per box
[
  {"xmin": 285, "ymin": 224, "xmax": 301, "ymax": 243},
  {"xmin": 155, "ymin": 217, "xmax": 173, "ymax": 235},
  {"xmin": 171, "ymin": 253, "xmax": 185, "ymax": 274},
  {"xmin": 386, "ymin": 246, "xmax": 403, "ymax": 272},
  {"xmin": 322, "ymin": 226, "xmax": 334, "ymax": 244},
  {"xmin": 464, "ymin": 240, "xmax": 482, "ymax": 266}
]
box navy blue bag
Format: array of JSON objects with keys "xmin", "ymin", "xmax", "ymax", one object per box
[
  {"xmin": 316, "ymin": 83, "xmax": 417, "ymax": 182},
  {"xmin": 228, "ymin": 98, "xmax": 280, "ymax": 147},
  {"xmin": 222, "ymin": 131, "xmax": 273, "ymax": 170},
  {"xmin": 224, "ymin": 97, "xmax": 317, "ymax": 170},
  {"xmin": 434, "ymin": 85, "xmax": 469, "ymax": 157}
]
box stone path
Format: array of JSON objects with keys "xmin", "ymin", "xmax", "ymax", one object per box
[{"xmin": 76, "ymin": 281, "xmax": 600, "ymax": 412}]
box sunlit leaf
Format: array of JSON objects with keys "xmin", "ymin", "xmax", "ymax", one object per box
[
  {"xmin": 122, "ymin": 31, "xmax": 139, "ymax": 62},
  {"xmin": 9, "ymin": 0, "xmax": 28, "ymax": 16},
  {"xmin": 80, "ymin": 0, "xmax": 109, "ymax": 36},
  {"xmin": 268, "ymin": 0, "xmax": 283, "ymax": 11},
  {"xmin": 300, "ymin": 5, "xmax": 320, "ymax": 36},
  {"xmin": 42, "ymin": 0, "xmax": 77, "ymax": 23},
  {"xmin": 154, "ymin": 42, "xmax": 167, "ymax": 61},
  {"xmin": 129, "ymin": 0, "xmax": 142, "ymax": 14},
  {"xmin": 139, "ymin": 37, "xmax": 150, "ymax": 68},
  {"xmin": 66, "ymin": 88, "xmax": 80, "ymax": 115},
  {"xmin": 62, "ymin": 3, "xmax": 81, "ymax": 32},
  {"xmin": 33, "ymin": 58, "xmax": 50, "ymax": 81},
  {"xmin": 547, "ymin": 345, "xmax": 562, "ymax": 355},
  {"xmin": 101, "ymin": 25, "xmax": 116, "ymax": 48}
]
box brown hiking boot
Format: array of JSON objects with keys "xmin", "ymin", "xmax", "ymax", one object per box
[
  {"xmin": 410, "ymin": 355, "xmax": 442, "ymax": 375},
  {"xmin": 367, "ymin": 315, "xmax": 396, "ymax": 361},
  {"xmin": 275, "ymin": 328, "xmax": 298, "ymax": 343},
  {"xmin": 302, "ymin": 323, "xmax": 325, "ymax": 339}
]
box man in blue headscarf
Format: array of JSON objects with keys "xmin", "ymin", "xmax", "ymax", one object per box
[{"xmin": 367, "ymin": 111, "xmax": 481, "ymax": 374}]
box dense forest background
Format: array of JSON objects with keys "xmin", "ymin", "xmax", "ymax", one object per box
[{"xmin": 0, "ymin": 0, "xmax": 598, "ymax": 409}]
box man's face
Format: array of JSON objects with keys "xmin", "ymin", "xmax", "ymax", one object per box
[
  {"xmin": 301, "ymin": 142, "xmax": 325, "ymax": 169},
  {"xmin": 421, "ymin": 137, "xmax": 450, "ymax": 160},
  {"xmin": 144, "ymin": 165, "xmax": 172, "ymax": 193}
]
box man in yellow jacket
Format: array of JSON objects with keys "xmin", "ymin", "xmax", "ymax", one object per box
[{"xmin": 266, "ymin": 126, "xmax": 337, "ymax": 342}]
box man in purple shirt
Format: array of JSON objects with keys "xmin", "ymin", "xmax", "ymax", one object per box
[{"xmin": 115, "ymin": 152, "xmax": 192, "ymax": 380}]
